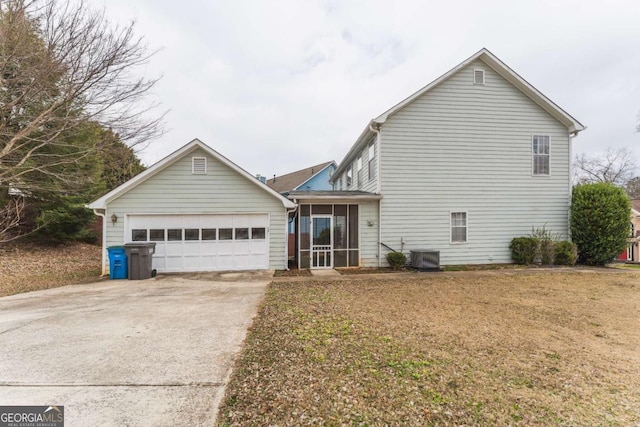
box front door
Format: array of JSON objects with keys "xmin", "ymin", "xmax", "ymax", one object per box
[{"xmin": 311, "ymin": 215, "xmax": 332, "ymax": 268}]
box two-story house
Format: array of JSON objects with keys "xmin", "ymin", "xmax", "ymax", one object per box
[
  {"xmin": 316, "ymin": 47, "xmax": 584, "ymax": 267},
  {"xmin": 89, "ymin": 48, "xmax": 584, "ymax": 273}
]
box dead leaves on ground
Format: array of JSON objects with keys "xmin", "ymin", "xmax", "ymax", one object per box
[
  {"xmin": 0, "ymin": 242, "xmax": 102, "ymax": 296},
  {"xmin": 218, "ymin": 273, "xmax": 640, "ymax": 426}
]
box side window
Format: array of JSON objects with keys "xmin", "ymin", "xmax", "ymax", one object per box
[
  {"xmin": 450, "ymin": 212, "xmax": 467, "ymax": 244},
  {"xmin": 532, "ymin": 135, "xmax": 550, "ymax": 175},
  {"xmin": 368, "ymin": 142, "xmax": 376, "ymax": 180}
]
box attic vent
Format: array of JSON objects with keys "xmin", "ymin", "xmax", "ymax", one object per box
[
  {"xmin": 410, "ymin": 250, "xmax": 440, "ymax": 270},
  {"xmin": 192, "ymin": 157, "xmax": 207, "ymax": 174},
  {"xmin": 473, "ymin": 69, "xmax": 485, "ymax": 85}
]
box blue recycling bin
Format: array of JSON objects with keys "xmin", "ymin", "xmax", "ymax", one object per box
[{"xmin": 107, "ymin": 246, "xmax": 128, "ymax": 279}]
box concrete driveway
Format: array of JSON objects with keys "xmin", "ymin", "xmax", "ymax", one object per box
[{"xmin": 0, "ymin": 271, "xmax": 271, "ymax": 426}]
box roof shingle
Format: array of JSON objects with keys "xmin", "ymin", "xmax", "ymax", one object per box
[{"xmin": 266, "ymin": 161, "xmax": 334, "ymax": 193}]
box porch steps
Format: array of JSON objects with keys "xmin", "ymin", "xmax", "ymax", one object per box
[{"xmin": 310, "ymin": 269, "xmax": 341, "ymax": 277}]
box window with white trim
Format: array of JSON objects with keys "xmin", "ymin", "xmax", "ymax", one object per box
[
  {"xmin": 368, "ymin": 141, "xmax": 376, "ymax": 180},
  {"xmin": 474, "ymin": 69, "xmax": 485, "ymax": 85},
  {"xmin": 450, "ymin": 212, "xmax": 467, "ymax": 243},
  {"xmin": 192, "ymin": 157, "xmax": 207, "ymax": 174},
  {"xmin": 356, "ymin": 155, "xmax": 363, "ymax": 187},
  {"xmin": 532, "ymin": 135, "xmax": 550, "ymax": 175},
  {"xmin": 346, "ymin": 166, "xmax": 353, "ymax": 187}
]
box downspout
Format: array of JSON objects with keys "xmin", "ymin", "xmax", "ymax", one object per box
[
  {"xmin": 369, "ymin": 121, "xmax": 383, "ymax": 267},
  {"xmin": 285, "ymin": 203, "xmax": 298, "ymax": 271},
  {"xmin": 568, "ymin": 130, "xmax": 573, "ymax": 240},
  {"xmin": 92, "ymin": 209, "xmax": 108, "ymax": 276}
]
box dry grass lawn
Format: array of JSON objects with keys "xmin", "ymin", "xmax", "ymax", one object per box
[
  {"xmin": 218, "ymin": 271, "xmax": 640, "ymax": 426},
  {"xmin": 0, "ymin": 242, "xmax": 103, "ymax": 297}
]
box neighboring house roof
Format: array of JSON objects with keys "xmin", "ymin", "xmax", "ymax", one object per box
[
  {"xmin": 87, "ymin": 138, "xmax": 295, "ymax": 209},
  {"xmin": 287, "ymin": 190, "xmax": 383, "ymax": 200},
  {"xmin": 267, "ymin": 161, "xmax": 336, "ymax": 193},
  {"xmin": 332, "ymin": 47, "xmax": 586, "ymax": 181},
  {"xmin": 631, "ymin": 199, "xmax": 640, "ymax": 215}
]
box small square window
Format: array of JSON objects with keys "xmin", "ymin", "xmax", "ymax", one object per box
[
  {"xmin": 167, "ymin": 229, "xmax": 182, "ymax": 241},
  {"xmin": 235, "ymin": 228, "xmax": 249, "ymax": 240},
  {"xmin": 192, "ymin": 157, "xmax": 207, "ymax": 174},
  {"xmin": 149, "ymin": 229, "xmax": 165, "ymax": 241},
  {"xmin": 132, "ymin": 229, "xmax": 147, "ymax": 241},
  {"xmin": 185, "ymin": 228, "xmax": 200, "ymax": 241},
  {"xmin": 202, "ymin": 228, "xmax": 217, "ymax": 240},
  {"xmin": 251, "ymin": 227, "xmax": 266, "ymax": 239},
  {"xmin": 219, "ymin": 228, "xmax": 233, "ymax": 240}
]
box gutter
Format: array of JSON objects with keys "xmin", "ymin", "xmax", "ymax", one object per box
[
  {"xmin": 285, "ymin": 203, "xmax": 298, "ymax": 271},
  {"xmin": 92, "ymin": 208, "xmax": 108, "ymax": 276}
]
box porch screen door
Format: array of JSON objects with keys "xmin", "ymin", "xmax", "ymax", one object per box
[{"xmin": 311, "ymin": 215, "xmax": 332, "ymax": 268}]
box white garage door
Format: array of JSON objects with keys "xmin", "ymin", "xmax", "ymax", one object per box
[{"xmin": 126, "ymin": 214, "xmax": 269, "ymax": 272}]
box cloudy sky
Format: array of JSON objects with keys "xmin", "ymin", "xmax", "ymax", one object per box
[{"xmin": 91, "ymin": 0, "xmax": 640, "ymax": 177}]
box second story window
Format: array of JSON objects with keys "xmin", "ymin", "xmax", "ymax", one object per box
[
  {"xmin": 532, "ymin": 135, "xmax": 550, "ymax": 176},
  {"xmin": 347, "ymin": 166, "xmax": 353, "ymax": 187},
  {"xmin": 368, "ymin": 141, "xmax": 376, "ymax": 181}
]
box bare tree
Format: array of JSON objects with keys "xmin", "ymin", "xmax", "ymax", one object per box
[
  {"xmin": 0, "ymin": 0, "xmax": 164, "ymax": 240},
  {"xmin": 573, "ymin": 147, "xmax": 638, "ymax": 186}
]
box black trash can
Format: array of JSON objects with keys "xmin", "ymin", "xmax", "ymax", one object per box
[{"xmin": 124, "ymin": 242, "xmax": 157, "ymax": 280}]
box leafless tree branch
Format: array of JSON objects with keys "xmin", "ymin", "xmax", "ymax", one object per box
[
  {"xmin": 0, "ymin": 0, "xmax": 164, "ymax": 239},
  {"xmin": 573, "ymin": 147, "xmax": 638, "ymax": 187}
]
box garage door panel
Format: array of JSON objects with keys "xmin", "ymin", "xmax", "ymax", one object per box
[
  {"xmin": 183, "ymin": 256, "xmax": 202, "ymax": 270},
  {"xmin": 166, "ymin": 243, "xmax": 183, "ymax": 256},
  {"xmin": 126, "ymin": 214, "xmax": 269, "ymax": 272}
]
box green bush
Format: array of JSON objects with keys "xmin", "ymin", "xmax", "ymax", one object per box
[
  {"xmin": 530, "ymin": 225, "xmax": 561, "ymax": 265},
  {"xmin": 571, "ymin": 183, "xmax": 631, "ymax": 265},
  {"xmin": 509, "ymin": 237, "xmax": 539, "ymax": 265},
  {"xmin": 386, "ymin": 252, "xmax": 407, "ymax": 270},
  {"xmin": 554, "ymin": 241, "xmax": 578, "ymax": 266}
]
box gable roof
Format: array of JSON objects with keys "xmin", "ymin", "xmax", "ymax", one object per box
[
  {"xmin": 332, "ymin": 48, "xmax": 586, "ymax": 181},
  {"xmin": 87, "ymin": 138, "xmax": 296, "ymax": 209},
  {"xmin": 267, "ymin": 161, "xmax": 336, "ymax": 193}
]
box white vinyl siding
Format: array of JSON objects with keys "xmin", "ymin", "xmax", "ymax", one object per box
[
  {"xmin": 532, "ymin": 135, "xmax": 550, "ymax": 175},
  {"xmin": 105, "ymin": 148, "xmax": 287, "ymax": 271},
  {"xmin": 379, "ymin": 59, "xmax": 571, "ymax": 266}
]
